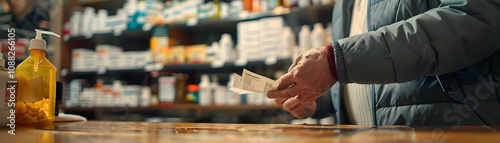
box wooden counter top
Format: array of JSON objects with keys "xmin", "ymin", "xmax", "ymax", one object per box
[{"xmin": 2, "ymin": 121, "xmax": 499, "ymax": 143}]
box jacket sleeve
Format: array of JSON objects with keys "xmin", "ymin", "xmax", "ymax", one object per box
[{"xmin": 333, "ymin": 0, "xmax": 500, "ymax": 84}]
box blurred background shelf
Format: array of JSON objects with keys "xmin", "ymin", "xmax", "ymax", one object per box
[
  {"xmin": 64, "ymin": 58, "xmax": 293, "ymax": 78},
  {"xmin": 58, "ymin": 0, "xmax": 334, "ymax": 124},
  {"xmin": 66, "ymin": 4, "xmax": 334, "ymax": 41},
  {"xmin": 61, "ymin": 104, "xmax": 281, "ymax": 111}
]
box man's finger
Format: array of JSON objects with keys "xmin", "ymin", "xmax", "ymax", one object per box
[
  {"xmin": 288, "ymin": 103, "xmax": 308, "ymax": 119},
  {"xmin": 267, "ymin": 84, "xmax": 302, "ymax": 99},
  {"xmin": 276, "ymin": 73, "xmax": 295, "ymax": 90},
  {"xmin": 274, "ymin": 98, "xmax": 287, "ymax": 105},
  {"xmin": 282, "ymin": 97, "xmax": 300, "ymax": 111},
  {"xmin": 288, "ymin": 54, "xmax": 302, "ymax": 72}
]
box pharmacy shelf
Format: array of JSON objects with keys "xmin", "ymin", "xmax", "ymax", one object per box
[
  {"xmin": 61, "ymin": 104, "xmax": 281, "ymax": 112},
  {"xmin": 163, "ymin": 58, "xmax": 293, "ymax": 70},
  {"xmin": 67, "ymin": 4, "xmax": 334, "ymax": 41},
  {"xmin": 64, "ymin": 58, "xmax": 292, "ymax": 77},
  {"xmin": 79, "ymin": 0, "xmax": 112, "ymax": 5},
  {"xmin": 65, "ymin": 68, "xmax": 146, "ymax": 77}
]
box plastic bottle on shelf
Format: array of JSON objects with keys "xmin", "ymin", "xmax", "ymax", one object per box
[
  {"xmin": 16, "ymin": 29, "xmax": 60, "ymax": 125},
  {"xmin": 311, "ymin": 23, "xmax": 326, "ymax": 49},
  {"xmin": 97, "ymin": 9, "xmax": 109, "ymax": 33},
  {"xmin": 299, "ymin": 25, "xmax": 312, "ymax": 52},
  {"xmin": 199, "ymin": 74, "xmax": 212, "ymax": 106},
  {"xmin": 206, "ymin": 42, "xmax": 218, "ymax": 63},
  {"xmin": 219, "ymin": 33, "xmax": 235, "ymax": 62},
  {"xmin": 82, "ymin": 7, "xmax": 95, "ymax": 38},
  {"xmin": 186, "ymin": 84, "xmax": 199, "ymax": 104},
  {"xmin": 94, "ymin": 79, "xmax": 104, "ymax": 107},
  {"xmin": 211, "ymin": 75, "xmax": 225, "ymax": 105},
  {"xmin": 279, "ymin": 26, "xmax": 296, "ymax": 59},
  {"xmin": 298, "ymin": 0, "xmax": 310, "ymax": 8},
  {"xmin": 126, "ymin": 0, "xmax": 139, "ymax": 30},
  {"xmin": 70, "ymin": 11, "xmax": 82, "ymax": 36},
  {"xmin": 112, "ymin": 80, "xmax": 123, "ymax": 107},
  {"xmin": 230, "ymin": 0, "xmax": 243, "ymax": 16},
  {"xmin": 140, "ymin": 87, "xmax": 151, "ymax": 107},
  {"xmin": 136, "ymin": 0, "xmax": 147, "ymax": 29},
  {"xmin": 220, "ymin": 0, "xmax": 230, "ymax": 18}
]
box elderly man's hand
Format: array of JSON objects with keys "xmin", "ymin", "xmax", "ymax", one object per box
[
  {"xmin": 274, "ymin": 97, "xmax": 317, "ymax": 119},
  {"xmin": 267, "ymin": 46, "xmax": 336, "ymax": 118}
]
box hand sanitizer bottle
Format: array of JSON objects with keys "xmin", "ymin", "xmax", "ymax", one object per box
[{"xmin": 16, "ymin": 29, "xmax": 59, "ymax": 125}]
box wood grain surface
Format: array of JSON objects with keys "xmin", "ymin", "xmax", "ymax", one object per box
[{"xmin": 1, "ymin": 121, "xmax": 499, "ymax": 143}]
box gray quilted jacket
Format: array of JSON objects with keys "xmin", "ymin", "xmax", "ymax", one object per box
[{"xmin": 313, "ymin": 0, "xmax": 500, "ymax": 126}]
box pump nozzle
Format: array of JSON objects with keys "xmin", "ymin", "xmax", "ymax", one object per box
[
  {"xmin": 30, "ymin": 29, "xmax": 60, "ymax": 51},
  {"xmin": 35, "ymin": 29, "xmax": 60, "ymax": 39}
]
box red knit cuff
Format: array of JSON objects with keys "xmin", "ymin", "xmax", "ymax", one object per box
[{"xmin": 325, "ymin": 44, "xmax": 338, "ymax": 80}]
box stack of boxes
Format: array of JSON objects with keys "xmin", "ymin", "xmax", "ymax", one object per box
[
  {"xmin": 237, "ymin": 17, "xmax": 284, "ymax": 61},
  {"xmin": 71, "ymin": 45, "xmax": 152, "ymax": 72}
]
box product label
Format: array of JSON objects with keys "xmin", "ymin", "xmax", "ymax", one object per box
[{"xmin": 229, "ymin": 69, "xmax": 278, "ymax": 94}]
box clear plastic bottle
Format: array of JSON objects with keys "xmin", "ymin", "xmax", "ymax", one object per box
[
  {"xmin": 299, "ymin": 25, "xmax": 312, "ymax": 52},
  {"xmin": 279, "ymin": 26, "xmax": 296, "ymax": 59},
  {"xmin": 16, "ymin": 29, "xmax": 59, "ymax": 125},
  {"xmin": 198, "ymin": 74, "xmax": 212, "ymax": 106},
  {"xmin": 219, "ymin": 33, "xmax": 235, "ymax": 62},
  {"xmin": 311, "ymin": 23, "xmax": 326, "ymax": 49}
]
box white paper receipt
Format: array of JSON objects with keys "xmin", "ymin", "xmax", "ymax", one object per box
[{"xmin": 229, "ymin": 69, "xmax": 279, "ymax": 94}]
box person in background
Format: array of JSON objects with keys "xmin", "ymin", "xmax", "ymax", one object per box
[
  {"xmin": 8, "ymin": 0, "xmax": 49, "ymax": 30},
  {"xmin": 268, "ymin": 0, "xmax": 500, "ymax": 126}
]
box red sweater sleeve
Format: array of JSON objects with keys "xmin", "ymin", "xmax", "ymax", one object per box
[{"xmin": 325, "ymin": 44, "xmax": 338, "ymax": 80}]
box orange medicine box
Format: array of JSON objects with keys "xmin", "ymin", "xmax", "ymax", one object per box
[
  {"xmin": 186, "ymin": 44, "xmax": 208, "ymax": 64},
  {"xmin": 168, "ymin": 46, "xmax": 186, "ymax": 65}
]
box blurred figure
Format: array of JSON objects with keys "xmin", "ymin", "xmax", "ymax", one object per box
[{"xmin": 8, "ymin": 0, "xmax": 49, "ymax": 30}]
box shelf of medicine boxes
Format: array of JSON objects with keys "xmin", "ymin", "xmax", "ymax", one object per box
[
  {"xmin": 62, "ymin": 4, "xmax": 333, "ymax": 74},
  {"xmin": 63, "ymin": 58, "xmax": 293, "ymax": 78},
  {"xmin": 60, "ymin": 104, "xmax": 281, "ymax": 112},
  {"xmin": 66, "ymin": 4, "xmax": 335, "ymax": 40}
]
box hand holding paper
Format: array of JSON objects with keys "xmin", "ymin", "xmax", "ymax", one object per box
[
  {"xmin": 229, "ymin": 69, "xmax": 278, "ymax": 94},
  {"xmin": 266, "ymin": 46, "xmax": 337, "ymax": 119}
]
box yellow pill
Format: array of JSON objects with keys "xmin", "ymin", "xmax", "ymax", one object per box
[
  {"xmin": 31, "ymin": 107, "xmax": 40, "ymax": 112},
  {"xmin": 17, "ymin": 102, "xmax": 26, "ymax": 109},
  {"xmin": 26, "ymin": 104, "xmax": 31, "ymax": 109},
  {"xmin": 26, "ymin": 117, "xmax": 34, "ymax": 123},
  {"xmin": 42, "ymin": 103, "xmax": 49, "ymax": 111},
  {"xmin": 20, "ymin": 107, "xmax": 28, "ymax": 114},
  {"xmin": 37, "ymin": 113, "xmax": 44, "ymax": 119},
  {"xmin": 34, "ymin": 102, "xmax": 41, "ymax": 106}
]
